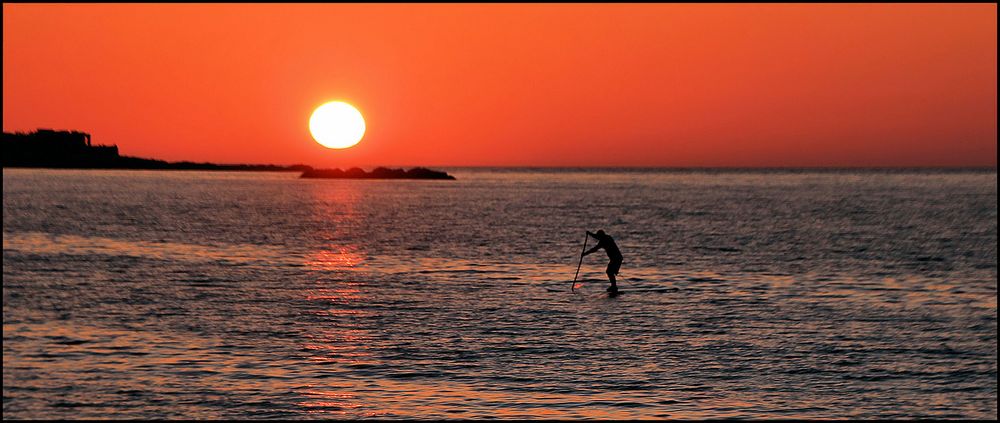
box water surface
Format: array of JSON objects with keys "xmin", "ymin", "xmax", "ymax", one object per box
[{"xmin": 3, "ymin": 168, "xmax": 996, "ymax": 419}]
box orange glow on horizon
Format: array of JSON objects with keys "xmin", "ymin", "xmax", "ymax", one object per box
[{"xmin": 2, "ymin": 3, "xmax": 996, "ymax": 167}]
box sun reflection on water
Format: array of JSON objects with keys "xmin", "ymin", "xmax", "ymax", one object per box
[{"xmin": 304, "ymin": 247, "xmax": 367, "ymax": 271}]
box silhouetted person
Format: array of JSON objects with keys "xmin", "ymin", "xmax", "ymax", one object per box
[{"xmin": 582, "ymin": 230, "xmax": 623, "ymax": 293}]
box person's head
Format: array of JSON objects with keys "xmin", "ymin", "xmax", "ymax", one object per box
[{"xmin": 596, "ymin": 229, "xmax": 606, "ymax": 237}]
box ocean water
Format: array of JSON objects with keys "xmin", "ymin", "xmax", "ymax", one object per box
[{"xmin": 2, "ymin": 168, "xmax": 996, "ymax": 419}]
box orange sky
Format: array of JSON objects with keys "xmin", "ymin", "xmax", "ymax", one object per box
[{"xmin": 3, "ymin": 3, "xmax": 996, "ymax": 167}]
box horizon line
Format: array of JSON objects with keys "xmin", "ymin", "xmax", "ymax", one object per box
[
  {"xmin": 4, "ymin": 130, "xmax": 995, "ymax": 170},
  {"xmin": 4, "ymin": 164, "xmax": 996, "ymax": 172}
]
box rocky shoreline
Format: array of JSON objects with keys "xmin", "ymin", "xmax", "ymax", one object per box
[{"xmin": 301, "ymin": 167, "xmax": 456, "ymax": 180}]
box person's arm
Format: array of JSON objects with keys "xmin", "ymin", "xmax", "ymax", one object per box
[{"xmin": 582, "ymin": 244, "xmax": 602, "ymax": 257}]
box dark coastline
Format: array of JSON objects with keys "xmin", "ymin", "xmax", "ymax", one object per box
[
  {"xmin": 2, "ymin": 129, "xmax": 311, "ymax": 172},
  {"xmin": 301, "ymin": 167, "xmax": 456, "ymax": 180},
  {"xmin": 2, "ymin": 129, "xmax": 456, "ymax": 179},
  {"xmin": 3, "ymin": 130, "xmax": 991, "ymax": 175},
  {"xmin": 2, "ymin": 157, "xmax": 314, "ymax": 172}
]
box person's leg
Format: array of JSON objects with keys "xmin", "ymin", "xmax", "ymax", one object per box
[
  {"xmin": 606, "ymin": 261, "xmax": 619, "ymax": 292},
  {"xmin": 606, "ymin": 258, "xmax": 622, "ymax": 292}
]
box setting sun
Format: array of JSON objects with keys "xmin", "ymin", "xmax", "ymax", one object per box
[
  {"xmin": 2, "ymin": 4, "xmax": 996, "ymax": 420},
  {"xmin": 309, "ymin": 101, "xmax": 365, "ymax": 149}
]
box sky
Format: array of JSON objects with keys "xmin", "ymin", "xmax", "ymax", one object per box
[{"xmin": 3, "ymin": 3, "xmax": 996, "ymax": 168}]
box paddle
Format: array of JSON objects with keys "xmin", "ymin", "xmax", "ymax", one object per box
[{"xmin": 571, "ymin": 232, "xmax": 588, "ymax": 291}]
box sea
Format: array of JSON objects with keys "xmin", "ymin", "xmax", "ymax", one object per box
[{"xmin": 2, "ymin": 168, "xmax": 997, "ymax": 419}]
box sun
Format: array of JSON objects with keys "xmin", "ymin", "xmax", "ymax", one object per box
[{"xmin": 309, "ymin": 101, "xmax": 366, "ymax": 149}]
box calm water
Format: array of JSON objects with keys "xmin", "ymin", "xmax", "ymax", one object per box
[{"xmin": 3, "ymin": 168, "xmax": 997, "ymax": 419}]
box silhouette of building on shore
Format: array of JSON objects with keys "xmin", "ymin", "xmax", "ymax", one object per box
[
  {"xmin": 3, "ymin": 129, "xmax": 120, "ymax": 167},
  {"xmin": 2, "ymin": 129, "xmax": 311, "ymax": 171}
]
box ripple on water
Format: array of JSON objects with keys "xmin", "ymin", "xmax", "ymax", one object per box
[{"xmin": 3, "ymin": 169, "xmax": 997, "ymax": 419}]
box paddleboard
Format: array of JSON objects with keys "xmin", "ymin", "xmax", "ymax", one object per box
[
  {"xmin": 614, "ymin": 287, "xmax": 677, "ymax": 293},
  {"xmin": 545, "ymin": 286, "xmax": 676, "ymax": 293}
]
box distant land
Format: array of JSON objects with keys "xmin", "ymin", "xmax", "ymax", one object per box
[
  {"xmin": 2, "ymin": 129, "xmax": 311, "ymax": 171},
  {"xmin": 301, "ymin": 167, "xmax": 455, "ymax": 180},
  {"xmin": 2, "ymin": 129, "xmax": 456, "ymax": 179}
]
